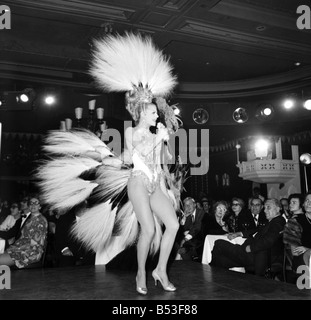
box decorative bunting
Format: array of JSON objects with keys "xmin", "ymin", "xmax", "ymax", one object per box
[{"xmin": 210, "ymin": 130, "xmax": 311, "ymax": 153}]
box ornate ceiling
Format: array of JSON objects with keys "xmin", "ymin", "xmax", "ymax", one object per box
[{"xmin": 1, "ymin": 0, "xmax": 311, "ymax": 145}]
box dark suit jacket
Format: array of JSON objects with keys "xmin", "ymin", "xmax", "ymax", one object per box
[
  {"xmin": 176, "ymin": 208, "xmax": 205, "ymax": 248},
  {"xmin": 202, "ymin": 214, "xmax": 228, "ymax": 236},
  {"xmin": 54, "ymin": 210, "xmax": 95, "ymax": 266},
  {"xmin": 243, "ymin": 215, "xmax": 286, "ymax": 265},
  {"xmin": 183, "ymin": 208, "xmax": 205, "ymax": 240},
  {"xmin": 239, "ymin": 209, "xmax": 268, "ymax": 238},
  {"xmin": 16, "ymin": 214, "xmax": 32, "ymax": 239},
  {"xmin": 0, "ymin": 218, "xmax": 22, "ymax": 241},
  {"xmin": 0, "ymin": 216, "xmax": 27, "ymax": 250}
]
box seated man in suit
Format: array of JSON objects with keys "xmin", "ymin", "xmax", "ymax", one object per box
[
  {"xmin": 227, "ymin": 197, "xmax": 268, "ymax": 240},
  {"xmin": 54, "ymin": 204, "xmax": 95, "ymax": 267},
  {"xmin": 211, "ymin": 198, "xmax": 285, "ymax": 276},
  {"xmin": 175, "ymin": 197, "xmax": 204, "ymax": 261}
]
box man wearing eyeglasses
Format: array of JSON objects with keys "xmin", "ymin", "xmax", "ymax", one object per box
[
  {"xmin": 228, "ymin": 197, "xmax": 268, "ymax": 240},
  {"xmin": 20, "ymin": 198, "xmax": 31, "ymax": 227},
  {"xmin": 211, "ymin": 198, "xmax": 285, "ymax": 276}
]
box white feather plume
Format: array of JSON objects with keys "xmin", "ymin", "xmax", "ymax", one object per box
[
  {"xmin": 41, "ymin": 179, "xmax": 98, "ymax": 211},
  {"xmin": 71, "ymin": 201, "xmax": 117, "ymax": 252},
  {"xmin": 37, "ymin": 156, "xmax": 101, "ymax": 210},
  {"xmin": 113, "ymin": 201, "xmax": 139, "ymax": 249},
  {"xmin": 90, "ymin": 32, "xmax": 177, "ymax": 97},
  {"xmin": 44, "ymin": 130, "xmax": 113, "ymax": 158}
]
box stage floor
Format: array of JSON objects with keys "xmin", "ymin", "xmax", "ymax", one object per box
[{"xmin": 0, "ymin": 261, "xmax": 310, "ymax": 300}]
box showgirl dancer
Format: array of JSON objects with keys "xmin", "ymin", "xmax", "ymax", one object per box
[{"xmin": 37, "ymin": 32, "xmax": 184, "ymax": 295}]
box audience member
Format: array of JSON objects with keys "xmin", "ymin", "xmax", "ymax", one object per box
[
  {"xmin": 0, "ymin": 202, "xmax": 20, "ymax": 230},
  {"xmin": 283, "ymin": 193, "xmax": 311, "ymax": 271},
  {"xmin": 200, "ymin": 195, "xmax": 213, "ymax": 218},
  {"xmin": 175, "ymin": 197, "xmax": 204, "ymax": 261},
  {"xmin": 0, "ymin": 202, "xmax": 21, "ymax": 245},
  {"xmin": 54, "ymin": 204, "xmax": 95, "ymax": 267},
  {"xmin": 280, "ymin": 197, "xmax": 290, "ymax": 220},
  {"xmin": 228, "ymin": 197, "xmax": 268, "ymax": 240},
  {"xmin": 0, "ymin": 198, "xmax": 10, "ymax": 224},
  {"xmin": 211, "ymin": 198, "xmax": 286, "ymax": 276},
  {"xmin": 0, "ymin": 196, "xmax": 48, "ymax": 268},
  {"xmin": 202, "ymin": 200, "xmax": 229, "ymax": 236},
  {"xmin": 288, "ymin": 193, "xmax": 304, "ymax": 218},
  {"xmin": 225, "ymin": 197, "xmax": 247, "ymax": 233},
  {"xmin": 249, "ymin": 187, "xmax": 265, "ymax": 208},
  {"xmin": 20, "ymin": 196, "xmax": 31, "ymax": 216}
]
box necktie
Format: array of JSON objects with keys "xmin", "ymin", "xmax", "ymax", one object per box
[
  {"xmin": 191, "ymin": 214, "xmax": 195, "ymax": 223},
  {"xmin": 254, "ymin": 215, "xmax": 258, "ymax": 226}
]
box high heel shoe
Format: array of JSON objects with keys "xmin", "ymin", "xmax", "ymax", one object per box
[
  {"xmin": 152, "ymin": 270, "xmax": 176, "ymax": 292},
  {"xmin": 136, "ymin": 277, "xmax": 148, "ymax": 295}
]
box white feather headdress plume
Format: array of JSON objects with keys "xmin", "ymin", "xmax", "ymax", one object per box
[{"xmin": 89, "ymin": 32, "xmax": 177, "ymax": 119}]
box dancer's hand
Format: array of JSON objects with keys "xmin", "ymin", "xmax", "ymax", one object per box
[{"xmin": 157, "ymin": 123, "xmax": 169, "ymax": 142}]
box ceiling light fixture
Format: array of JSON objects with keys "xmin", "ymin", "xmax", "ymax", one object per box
[
  {"xmin": 303, "ymin": 99, "xmax": 311, "ymax": 110},
  {"xmin": 283, "ymin": 93, "xmax": 297, "ymax": 109},
  {"xmin": 193, "ymin": 108, "xmax": 209, "ymax": 124},
  {"xmin": 232, "ymin": 107, "xmax": 248, "ymax": 123},
  {"xmin": 255, "ymin": 103, "xmax": 275, "ymax": 121},
  {"xmin": 44, "ymin": 95, "xmax": 56, "ymax": 105},
  {"xmin": 18, "ymin": 88, "xmax": 36, "ymax": 104},
  {"xmin": 173, "ymin": 107, "xmax": 180, "ymax": 115}
]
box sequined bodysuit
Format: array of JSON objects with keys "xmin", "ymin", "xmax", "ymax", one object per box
[{"xmin": 130, "ymin": 127, "xmax": 162, "ymax": 194}]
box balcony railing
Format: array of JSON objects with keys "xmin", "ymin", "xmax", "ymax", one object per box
[{"xmin": 237, "ymin": 158, "xmax": 299, "ymax": 184}]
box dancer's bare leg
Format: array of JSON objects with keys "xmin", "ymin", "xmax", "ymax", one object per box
[
  {"xmin": 128, "ymin": 177, "xmax": 155, "ymax": 289},
  {"xmin": 150, "ymin": 187, "xmax": 179, "ymax": 286}
]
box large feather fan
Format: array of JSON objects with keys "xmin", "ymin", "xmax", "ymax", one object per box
[
  {"xmin": 89, "ymin": 32, "xmax": 177, "ymax": 97},
  {"xmin": 36, "ymin": 129, "xmax": 180, "ymax": 263}
]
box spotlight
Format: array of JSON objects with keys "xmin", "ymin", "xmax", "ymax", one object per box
[
  {"xmin": 284, "ymin": 99, "xmax": 294, "ymax": 109},
  {"xmin": 303, "ymin": 99, "xmax": 311, "ymax": 110},
  {"xmin": 255, "ymin": 103, "xmax": 274, "ymax": 121},
  {"xmin": 283, "ymin": 93, "xmax": 297, "ymax": 109},
  {"xmin": 233, "ymin": 107, "xmax": 248, "ymax": 123},
  {"xmin": 173, "ymin": 107, "xmax": 180, "ymax": 115},
  {"xmin": 300, "ymin": 153, "xmax": 311, "ymax": 165},
  {"xmin": 254, "ymin": 139, "xmax": 269, "ymax": 159},
  {"xmin": 44, "ymin": 95, "xmax": 56, "ymax": 105},
  {"xmin": 20, "ymin": 93, "xmax": 29, "ymax": 103},
  {"xmin": 20, "ymin": 88, "xmax": 35, "ymax": 103}
]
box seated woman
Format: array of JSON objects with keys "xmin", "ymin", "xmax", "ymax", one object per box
[
  {"xmin": 201, "ymin": 200, "xmax": 229, "ymax": 236},
  {"xmin": 225, "ymin": 197, "xmax": 247, "ymax": 233},
  {"xmin": 283, "ymin": 193, "xmax": 311, "ymax": 271},
  {"xmin": 0, "ymin": 202, "xmax": 22, "ymax": 245},
  {"xmin": 0, "ymin": 196, "xmax": 48, "ymax": 269},
  {"xmin": 288, "ymin": 193, "xmax": 304, "ymax": 218}
]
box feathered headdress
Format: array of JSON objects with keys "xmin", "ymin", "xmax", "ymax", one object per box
[{"xmin": 89, "ymin": 32, "xmax": 178, "ymax": 121}]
